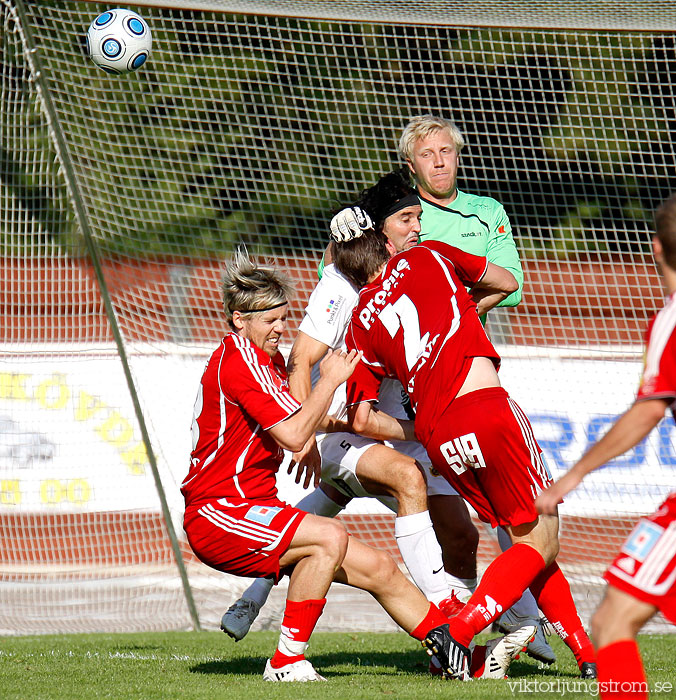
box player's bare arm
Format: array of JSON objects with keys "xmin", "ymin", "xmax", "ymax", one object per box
[
  {"xmin": 470, "ymin": 261, "xmax": 518, "ymax": 315},
  {"xmin": 286, "ymin": 331, "xmax": 328, "ymax": 479},
  {"xmin": 347, "ymin": 400, "xmax": 416, "ymax": 442},
  {"xmin": 286, "ymin": 331, "xmax": 347, "ymax": 487},
  {"xmin": 536, "ymin": 398, "xmax": 669, "ymax": 515},
  {"xmin": 269, "ymin": 349, "xmax": 360, "ymax": 453},
  {"xmin": 288, "ymin": 331, "xmax": 349, "ymax": 432}
]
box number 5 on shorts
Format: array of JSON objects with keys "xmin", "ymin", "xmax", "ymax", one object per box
[{"xmin": 440, "ymin": 432, "xmax": 487, "ymax": 475}]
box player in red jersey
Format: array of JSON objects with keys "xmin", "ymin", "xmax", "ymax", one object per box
[
  {"xmin": 182, "ymin": 249, "xmax": 463, "ymax": 682},
  {"xmin": 537, "ymin": 195, "xmax": 676, "ymax": 700},
  {"xmin": 333, "ymin": 225, "xmax": 596, "ymax": 680}
]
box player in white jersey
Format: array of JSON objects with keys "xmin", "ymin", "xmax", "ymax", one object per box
[
  {"xmin": 184, "ymin": 248, "xmax": 475, "ymax": 683},
  {"xmin": 221, "ymin": 172, "xmax": 540, "ymax": 681}
]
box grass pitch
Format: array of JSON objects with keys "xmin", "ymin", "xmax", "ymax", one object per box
[{"xmin": 2, "ymin": 630, "xmax": 674, "ymax": 700}]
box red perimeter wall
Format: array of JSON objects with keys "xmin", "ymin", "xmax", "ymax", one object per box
[
  {"xmin": 0, "ymin": 511, "xmax": 636, "ymax": 570},
  {"xmin": 0, "ymin": 254, "xmax": 663, "ymax": 344}
]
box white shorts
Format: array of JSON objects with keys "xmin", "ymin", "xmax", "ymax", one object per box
[{"xmin": 317, "ymin": 431, "xmax": 458, "ymax": 512}]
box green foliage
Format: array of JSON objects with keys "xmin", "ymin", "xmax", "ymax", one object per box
[{"xmin": 1, "ymin": 630, "xmax": 674, "ymax": 700}]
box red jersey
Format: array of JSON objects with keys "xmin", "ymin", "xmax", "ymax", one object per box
[
  {"xmin": 637, "ymin": 292, "xmax": 676, "ymax": 420},
  {"xmin": 345, "ymin": 241, "xmax": 499, "ymax": 445},
  {"xmin": 181, "ymin": 332, "xmax": 301, "ymax": 506}
]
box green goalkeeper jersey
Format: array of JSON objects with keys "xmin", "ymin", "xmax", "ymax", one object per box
[{"xmin": 418, "ymin": 189, "xmax": 523, "ymax": 308}]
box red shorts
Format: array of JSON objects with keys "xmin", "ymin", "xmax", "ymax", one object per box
[
  {"xmin": 183, "ymin": 496, "xmax": 307, "ymax": 583},
  {"xmin": 425, "ymin": 387, "xmax": 552, "ymax": 528},
  {"xmin": 604, "ymin": 492, "xmax": 676, "ymax": 625}
]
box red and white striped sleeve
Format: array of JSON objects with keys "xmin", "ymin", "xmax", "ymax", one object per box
[
  {"xmin": 637, "ymin": 294, "xmax": 676, "ymax": 405},
  {"xmin": 227, "ymin": 334, "xmax": 301, "ymax": 429}
]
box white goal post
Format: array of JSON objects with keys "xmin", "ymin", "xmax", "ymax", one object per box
[{"xmin": 1, "ymin": 0, "xmax": 675, "ymax": 635}]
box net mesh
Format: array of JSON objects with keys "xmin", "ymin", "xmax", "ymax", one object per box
[{"xmin": 1, "ymin": 0, "xmax": 674, "ymax": 635}]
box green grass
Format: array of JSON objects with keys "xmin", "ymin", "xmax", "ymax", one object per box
[{"xmin": 1, "ymin": 630, "xmax": 674, "ymax": 700}]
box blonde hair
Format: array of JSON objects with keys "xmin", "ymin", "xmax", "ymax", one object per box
[
  {"xmin": 397, "ymin": 115, "xmax": 465, "ymax": 161},
  {"xmin": 221, "ymin": 248, "xmax": 294, "ymax": 328}
]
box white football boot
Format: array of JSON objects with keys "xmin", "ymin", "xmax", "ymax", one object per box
[
  {"xmin": 480, "ymin": 624, "xmax": 537, "ymax": 679},
  {"xmin": 263, "ymin": 659, "xmax": 327, "ymax": 682}
]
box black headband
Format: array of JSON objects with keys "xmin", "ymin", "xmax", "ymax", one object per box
[
  {"xmin": 235, "ymin": 300, "xmax": 288, "ymax": 314},
  {"xmin": 379, "ymin": 193, "xmax": 420, "ymax": 222}
]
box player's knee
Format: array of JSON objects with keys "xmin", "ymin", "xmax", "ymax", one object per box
[
  {"xmin": 514, "ymin": 536, "xmax": 558, "ymax": 567},
  {"xmin": 511, "ymin": 514, "xmax": 560, "ymax": 564},
  {"xmin": 315, "ymin": 518, "xmax": 349, "ymax": 565},
  {"xmin": 593, "ymin": 587, "xmax": 654, "ymax": 647},
  {"xmin": 389, "ymin": 457, "xmax": 427, "ymax": 500}
]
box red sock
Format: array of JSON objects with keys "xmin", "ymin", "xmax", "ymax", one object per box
[
  {"xmin": 469, "ymin": 644, "xmax": 488, "ymax": 678},
  {"xmin": 270, "ymin": 598, "xmax": 326, "ymax": 668},
  {"xmin": 529, "ymin": 562, "xmax": 594, "ymax": 666},
  {"xmin": 597, "ymin": 640, "xmax": 648, "ymax": 699},
  {"xmin": 448, "ymin": 544, "xmax": 546, "ymax": 646},
  {"xmin": 410, "ymin": 602, "xmax": 449, "ymax": 641}
]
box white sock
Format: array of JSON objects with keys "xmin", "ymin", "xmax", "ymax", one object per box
[
  {"xmin": 394, "ymin": 511, "xmax": 449, "ymax": 604},
  {"xmin": 242, "ymin": 576, "xmax": 274, "ymax": 607},
  {"xmin": 496, "ymin": 526, "xmax": 540, "ymax": 619},
  {"xmin": 294, "ymin": 487, "xmax": 344, "ymax": 517},
  {"xmin": 444, "ymin": 574, "xmax": 477, "ymax": 603}
]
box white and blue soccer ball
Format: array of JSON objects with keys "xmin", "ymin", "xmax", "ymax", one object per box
[{"xmin": 86, "ymin": 8, "xmax": 152, "ymax": 75}]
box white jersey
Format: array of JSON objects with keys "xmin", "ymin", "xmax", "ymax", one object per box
[{"xmin": 298, "ymin": 263, "xmax": 408, "ymax": 422}]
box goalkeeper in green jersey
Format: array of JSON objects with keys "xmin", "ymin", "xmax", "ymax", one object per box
[{"xmin": 398, "ymin": 115, "xmax": 523, "ymax": 322}]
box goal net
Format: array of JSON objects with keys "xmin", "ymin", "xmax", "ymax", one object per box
[{"xmin": 2, "ymin": 0, "xmax": 674, "ymax": 635}]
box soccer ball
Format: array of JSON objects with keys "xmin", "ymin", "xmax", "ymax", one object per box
[{"xmin": 86, "ymin": 8, "xmax": 152, "ymax": 75}]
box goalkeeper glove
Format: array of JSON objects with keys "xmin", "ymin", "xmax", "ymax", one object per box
[{"xmin": 329, "ymin": 206, "xmax": 374, "ymax": 242}]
